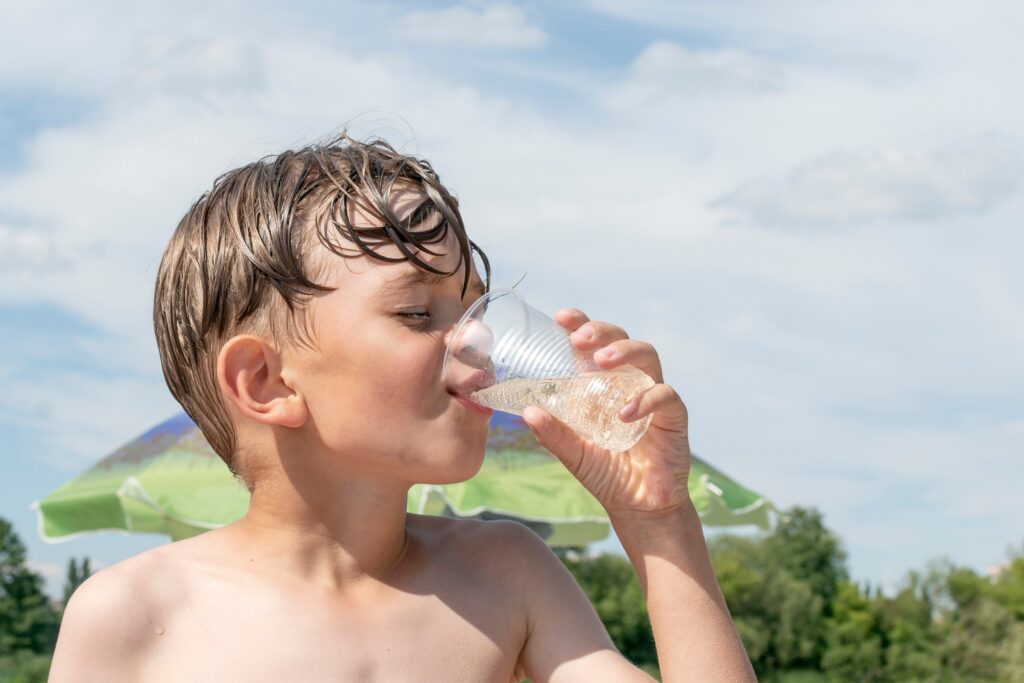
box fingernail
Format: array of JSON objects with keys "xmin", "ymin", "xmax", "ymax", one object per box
[
  {"xmin": 524, "ymin": 406, "xmax": 546, "ymax": 429},
  {"xmin": 599, "ymin": 347, "xmax": 617, "ymax": 359},
  {"xmin": 620, "ymin": 400, "xmax": 637, "ymax": 419},
  {"xmin": 572, "ymin": 329, "xmax": 593, "ymax": 342}
]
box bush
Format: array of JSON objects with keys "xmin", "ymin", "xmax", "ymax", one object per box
[{"xmin": 0, "ymin": 652, "xmax": 51, "ymax": 683}]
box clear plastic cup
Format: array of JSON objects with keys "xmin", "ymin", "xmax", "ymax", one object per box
[{"xmin": 443, "ymin": 289, "xmax": 654, "ymax": 452}]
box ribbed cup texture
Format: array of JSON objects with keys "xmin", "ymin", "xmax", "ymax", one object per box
[{"xmin": 491, "ymin": 322, "xmax": 589, "ymax": 383}]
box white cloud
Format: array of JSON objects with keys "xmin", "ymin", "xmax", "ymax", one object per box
[
  {"xmin": 582, "ymin": 0, "xmax": 1019, "ymax": 84},
  {"xmin": 712, "ymin": 136, "xmax": 1024, "ymax": 228},
  {"xmin": 629, "ymin": 41, "xmax": 784, "ymax": 95},
  {"xmin": 393, "ymin": 4, "xmax": 546, "ymax": 49},
  {"xmin": 1002, "ymin": 419, "xmax": 1024, "ymax": 435},
  {"xmin": 1, "ymin": 367, "xmax": 181, "ymax": 470},
  {"xmin": 0, "ymin": 225, "xmax": 64, "ymax": 272},
  {"xmin": 134, "ymin": 35, "xmax": 263, "ymax": 95}
]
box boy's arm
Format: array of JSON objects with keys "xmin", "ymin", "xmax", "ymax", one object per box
[
  {"xmin": 523, "ymin": 405, "xmax": 755, "ymax": 683},
  {"xmin": 520, "ymin": 308, "xmax": 757, "ymax": 683},
  {"xmin": 49, "ymin": 568, "xmax": 148, "ymax": 682},
  {"xmin": 503, "ymin": 522, "xmax": 655, "ymax": 682},
  {"xmin": 610, "ymin": 502, "xmax": 755, "ymax": 682}
]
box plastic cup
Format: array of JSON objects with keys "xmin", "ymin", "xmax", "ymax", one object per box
[{"xmin": 443, "ymin": 289, "xmax": 654, "ymax": 452}]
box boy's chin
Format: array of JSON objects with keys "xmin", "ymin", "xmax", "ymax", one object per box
[{"xmin": 414, "ymin": 450, "xmax": 486, "ymax": 485}]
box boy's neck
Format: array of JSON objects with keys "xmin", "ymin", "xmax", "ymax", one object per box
[{"xmin": 232, "ymin": 470, "xmax": 414, "ymax": 592}]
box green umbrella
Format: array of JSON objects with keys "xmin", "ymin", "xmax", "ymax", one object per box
[{"xmin": 36, "ymin": 412, "xmax": 773, "ymax": 547}]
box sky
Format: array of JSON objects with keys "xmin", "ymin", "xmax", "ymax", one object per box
[{"xmin": 1, "ymin": 0, "xmax": 1022, "ymax": 598}]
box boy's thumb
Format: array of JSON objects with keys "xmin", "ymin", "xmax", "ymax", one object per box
[{"xmin": 522, "ymin": 406, "xmax": 586, "ymax": 476}]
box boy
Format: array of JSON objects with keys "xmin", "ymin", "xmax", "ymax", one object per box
[{"xmin": 50, "ymin": 135, "xmax": 755, "ymax": 681}]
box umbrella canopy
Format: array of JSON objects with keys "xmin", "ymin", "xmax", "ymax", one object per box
[{"xmin": 36, "ymin": 412, "xmax": 773, "ymax": 547}]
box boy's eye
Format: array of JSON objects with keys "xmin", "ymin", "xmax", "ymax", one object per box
[{"xmin": 397, "ymin": 311, "xmax": 432, "ymax": 327}]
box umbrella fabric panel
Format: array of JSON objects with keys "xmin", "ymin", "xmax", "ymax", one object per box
[
  {"xmin": 689, "ymin": 457, "xmax": 774, "ymax": 529},
  {"xmin": 37, "ymin": 448, "xmax": 249, "ymax": 539},
  {"xmin": 132, "ymin": 450, "xmax": 249, "ymax": 527},
  {"xmin": 37, "ymin": 412, "xmax": 774, "ymax": 544},
  {"xmin": 441, "ymin": 457, "xmax": 606, "ymax": 521}
]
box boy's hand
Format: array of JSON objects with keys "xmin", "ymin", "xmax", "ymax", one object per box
[
  {"xmin": 521, "ymin": 308, "xmax": 691, "ymax": 521},
  {"xmin": 522, "ymin": 309, "xmax": 758, "ymax": 682}
]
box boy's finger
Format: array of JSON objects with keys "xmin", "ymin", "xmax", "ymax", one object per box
[
  {"xmin": 554, "ymin": 308, "xmax": 590, "ymax": 332},
  {"xmin": 621, "ymin": 383, "xmax": 689, "ymax": 433},
  {"xmin": 594, "ymin": 339, "xmax": 664, "ymax": 384},
  {"xmin": 569, "ymin": 320, "xmax": 630, "ymax": 348}
]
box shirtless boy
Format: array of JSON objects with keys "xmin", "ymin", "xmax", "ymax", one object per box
[{"xmin": 50, "ymin": 135, "xmax": 756, "ymax": 682}]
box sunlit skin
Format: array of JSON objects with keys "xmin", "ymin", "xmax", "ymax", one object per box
[{"xmin": 50, "ymin": 189, "xmax": 755, "ymax": 682}]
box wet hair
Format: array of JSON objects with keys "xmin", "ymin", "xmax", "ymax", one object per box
[{"xmin": 153, "ymin": 133, "xmax": 490, "ymax": 487}]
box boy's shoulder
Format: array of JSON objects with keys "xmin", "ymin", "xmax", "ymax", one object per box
[
  {"xmin": 409, "ymin": 513, "xmax": 558, "ymax": 573},
  {"xmin": 408, "ymin": 514, "xmax": 570, "ymax": 624},
  {"xmin": 49, "ymin": 542, "xmax": 188, "ymax": 680},
  {"xmin": 60, "ymin": 538, "xmax": 197, "ymax": 623},
  {"xmin": 64, "ymin": 516, "xmax": 558, "ymax": 607},
  {"xmin": 65, "ymin": 541, "xmax": 180, "ymax": 610}
]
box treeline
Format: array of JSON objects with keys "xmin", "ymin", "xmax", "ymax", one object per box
[
  {"xmin": 0, "ymin": 518, "xmax": 89, "ymax": 683},
  {"xmin": 3, "ymin": 512, "xmax": 1023, "ymax": 682},
  {"xmin": 559, "ymin": 507, "xmax": 1024, "ymax": 682}
]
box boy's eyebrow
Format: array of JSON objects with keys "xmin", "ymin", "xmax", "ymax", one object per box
[{"xmin": 381, "ymin": 270, "xmax": 487, "ymax": 296}]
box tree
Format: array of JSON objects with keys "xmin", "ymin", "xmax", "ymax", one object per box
[
  {"xmin": 821, "ymin": 581, "xmax": 885, "ymax": 682},
  {"xmin": 709, "ymin": 532, "xmax": 821, "ymax": 677},
  {"xmin": 874, "ymin": 572, "xmax": 939, "ymax": 682},
  {"xmin": 0, "ymin": 517, "xmax": 59, "ymax": 656},
  {"xmin": 62, "ymin": 556, "xmax": 92, "ymax": 608},
  {"xmin": 766, "ymin": 507, "xmax": 848, "ymax": 610},
  {"xmin": 706, "ymin": 506, "xmax": 846, "ymax": 674},
  {"xmin": 990, "ymin": 554, "xmax": 1024, "ymax": 621}
]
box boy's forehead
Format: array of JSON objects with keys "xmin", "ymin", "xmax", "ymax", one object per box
[
  {"xmin": 323, "ymin": 234, "xmax": 484, "ymax": 295},
  {"xmin": 320, "ymin": 184, "xmax": 483, "ymax": 293},
  {"xmin": 379, "ymin": 266, "xmax": 486, "ymax": 297}
]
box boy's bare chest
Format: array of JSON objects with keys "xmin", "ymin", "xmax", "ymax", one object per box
[{"xmin": 138, "ymin": 579, "xmax": 525, "ymax": 682}]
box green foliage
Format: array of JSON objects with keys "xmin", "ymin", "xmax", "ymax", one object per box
[
  {"xmin": 0, "ymin": 519, "xmax": 59, "ymax": 657},
  {"xmin": 559, "ymin": 506, "xmax": 1023, "ymax": 682},
  {"xmin": 767, "ymin": 507, "xmax": 848, "ymax": 610},
  {"xmin": 996, "ymin": 620, "xmax": 1024, "ymax": 683},
  {"xmin": 61, "ymin": 557, "xmax": 91, "ymax": 609},
  {"xmin": 777, "ymin": 669, "xmax": 829, "ymax": 683},
  {"xmin": 821, "ymin": 581, "xmax": 885, "ymax": 682},
  {"xmin": 937, "ymin": 574, "xmax": 1017, "ymax": 681},
  {"xmin": 991, "ymin": 556, "xmax": 1024, "ymax": 621},
  {"xmin": 0, "ymin": 652, "xmax": 51, "ymax": 683},
  {"xmin": 709, "ymin": 507, "xmax": 843, "ymax": 675},
  {"xmin": 874, "ymin": 574, "xmax": 940, "ymax": 682}
]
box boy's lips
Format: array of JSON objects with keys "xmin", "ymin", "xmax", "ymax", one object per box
[
  {"xmin": 451, "ymin": 367, "xmax": 493, "ymax": 390},
  {"xmin": 447, "ymin": 390, "xmax": 493, "ymax": 417}
]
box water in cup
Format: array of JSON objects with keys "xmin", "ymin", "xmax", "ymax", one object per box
[
  {"xmin": 469, "ymin": 372, "xmax": 654, "ymax": 453},
  {"xmin": 443, "ymin": 289, "xmax": 655, "ymax": 452}
]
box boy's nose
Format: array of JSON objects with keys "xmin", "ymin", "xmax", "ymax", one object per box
[
  {"xmin": 443, "ymin": 319, "xmax": 497, "ymax": 395},
  {"xmin": 447, "ymin": 319, "xmax": 493, "ymax": 369}
]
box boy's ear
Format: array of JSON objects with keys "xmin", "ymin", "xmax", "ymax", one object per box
[{"xmin": 217, "ymin": 335, "xmax": 307, "ymax": 429}]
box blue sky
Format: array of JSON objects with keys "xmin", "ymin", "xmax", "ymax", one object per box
[{"xmin": 1, "ymin": 0, "xmax": 1022, "ymax": 597}]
